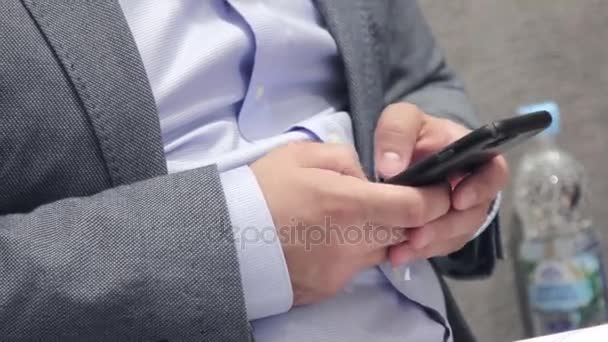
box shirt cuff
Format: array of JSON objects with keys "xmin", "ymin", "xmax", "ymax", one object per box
[
  {"xmin": 220, "ymin": 166, "xmax": 294, "ymax": 320},
  {"xmin": 471, "ymin": 192, "xmax": 502, "ymax": 240}
]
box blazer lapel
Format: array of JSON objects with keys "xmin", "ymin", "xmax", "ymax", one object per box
[
  {"xmin": 315, "ymin": 0, "xmax": 384, "ymax": 177},
  {"xmin": 20, "ymin": 0, "xmax": 167, "ymax": 186},
  {"xmin": 317, "ymin": 2, "xmax": 453, "ymax": 336}
]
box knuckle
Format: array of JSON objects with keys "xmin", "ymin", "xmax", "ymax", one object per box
[
  {"xmin": 497, "ymin": 156, "xmax": 510, "ymax": 184},
  {"xmin": 404, "ymin": 198, "xmax": 425, "ymax": 227},
  {"xmin": 320, "ymin": 186, "xmax": 363, "ymax": 224},
  {"xmin": 322, "ymin": 198, "xmax": 348, "ymax": 222}
]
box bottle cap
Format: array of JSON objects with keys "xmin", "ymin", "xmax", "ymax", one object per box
[{"xmin": 517, "ymin": 101, "xmax": 561, "ymax": 137}]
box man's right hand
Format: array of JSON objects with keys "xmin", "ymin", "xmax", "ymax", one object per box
[{"xmin": 251, "ymin": 142, "xmax": 451, "ymax": 306}]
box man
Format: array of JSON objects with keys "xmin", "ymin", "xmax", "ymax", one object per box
[{"xmin": 0, "ymin": 0, "xmax": 507, "ymax": 341}]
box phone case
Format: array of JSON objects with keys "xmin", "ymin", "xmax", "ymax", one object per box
[{"xmin": 386, "ymin": 111, "xmax": 552, "ymax": 187}]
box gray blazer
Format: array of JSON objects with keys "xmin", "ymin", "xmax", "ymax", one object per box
[{"xmin": 0, "ymin": 0, "xmax": 500, "ymax": 341}]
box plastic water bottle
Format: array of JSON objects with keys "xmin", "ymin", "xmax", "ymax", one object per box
[{"xmin": 513, "ymin": 102, "xmax": 607, "ymax": 336}]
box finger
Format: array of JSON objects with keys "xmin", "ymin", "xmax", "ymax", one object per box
[
  {"xmin": 374, "ymin": 103, "xmax": 424, "ymax": 178},
  {"xmin": 453, "ymin": 156, "xmax": 509, "ymax": 210},
  {"xmin": 407, "ymin": 204, "xmax": 488, "ymax": 250},
  {"xmin": 388, "ymin": 235, "xmax": 471, "ymax": 266},
  {"xmin": 359, "ymin": 181, "xmax": 452, "ymax": 228},
  {"xmin": 293, "ymin": 142, "xmax": 367, "ymax": 179},
  {"xmin": 388, "ymin": 243, "xmax": 418, "ymax": 267},
  {"xmin": 368, "ymin": 226, "xmax": 410, "ymax": 250},
  {"xmin": 361, "ymin": 248, "xmax": 389, "ymax": 268}
]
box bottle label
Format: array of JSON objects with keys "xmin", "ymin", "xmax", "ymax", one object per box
[
  {"xmin": 522, "ymin": 251, "xmax": 606, "ymax": 334},
  {"xmin": 528, "ymin": 258, "xmax": 594, "ymax": 311}
]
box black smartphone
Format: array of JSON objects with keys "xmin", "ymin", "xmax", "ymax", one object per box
[{"xmin": 385, "ymin": 111, "xmax": 552, "ymax": 187}]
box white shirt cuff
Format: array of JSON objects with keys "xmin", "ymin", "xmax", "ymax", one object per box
[
  {"xmin": 471, "ymin": 192, "xmax": 502, "ymax": 240},
  {"xmin": 220, "ymin": 166, "xmax": 294, "ymax": 320}
]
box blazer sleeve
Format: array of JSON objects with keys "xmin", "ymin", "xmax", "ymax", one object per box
[
  {"xmin": 0, "ymin": 166, "xmax": 251, "ymax": 341},
  {"xmin": 383, "ymin": 0, "xmax": 503, "ymax": 279}
]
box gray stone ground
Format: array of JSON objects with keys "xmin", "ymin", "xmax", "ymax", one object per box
[{"xmin": 418, "ymin": 1, "xmax": 608, "ymax": 341}]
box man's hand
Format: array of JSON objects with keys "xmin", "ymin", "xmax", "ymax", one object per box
[
  {"xmin": 251, "ymin": 142, "xmax": 451, "ymax": 306},
  {"xmin": 374, "ymin": 103, "xmax": 509, "ymax": 266}
]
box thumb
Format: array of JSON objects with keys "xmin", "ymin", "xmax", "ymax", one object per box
[{"xmin": 375, "ymin": 103, "xmax": 424, "ymax": 178}]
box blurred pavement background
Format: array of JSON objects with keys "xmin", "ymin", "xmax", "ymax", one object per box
[{"xmin": 418, "ymin": 1, "xmax": 608, "ymax": 341}]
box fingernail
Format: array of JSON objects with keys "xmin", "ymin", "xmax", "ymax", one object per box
[
  {"xmin": 459, "ymin": 189, "xmax": 477, "ymax": 210},
  {"xmin": 379, "ymin": 152, "xmax": 404, "ymax": 178}
]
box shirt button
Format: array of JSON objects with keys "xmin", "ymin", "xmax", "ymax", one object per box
[{"xmin": 255, "ymin": 86, "xmax": 265, "ymax": 99}]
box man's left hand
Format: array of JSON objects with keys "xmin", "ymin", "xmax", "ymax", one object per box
[{"xmin": 374, "ymin": 103, "xmax": 509, "ymax": 266}]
